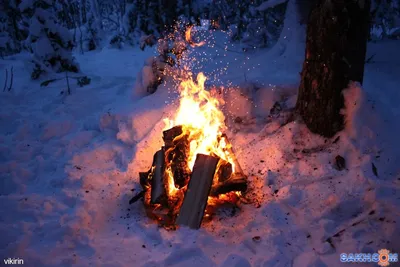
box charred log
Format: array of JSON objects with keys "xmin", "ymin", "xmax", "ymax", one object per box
[
  {"xmin": 163, "ymin": 126, "xmax": 191, "ymax": 188},
  {"xmin": 150, "ymin": 148, "xmax": 166, "ymax": 204},
  {"xmin": 215, "ymin": 160, "xmax": 233, "ymax": 183},
  {"xmin": 177, "ymin": 154, "xmax": 220, "ymax": 229},
  {"xmin": 139, "ymin": 171, "xmax": 151, "ymax": 189},
  {"xmin": 129, "ymin": 191, "xmax": 145, "ymax": 204},
  {"xmin": 163, "ymin": 126, "xmax": 183, "ymax": 149}
]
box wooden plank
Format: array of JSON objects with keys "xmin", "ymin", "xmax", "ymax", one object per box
[
  {"xmin": 176, "ymin": 154, "xmax": 220, "ymax": 229},
  {"xmin": 150, "ymin": 147, "xmax": 166, "ymax": 204}
]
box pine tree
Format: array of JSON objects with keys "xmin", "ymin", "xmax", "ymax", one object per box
[
  {"xmin": 20, "ymin": 0, "xmax": 79, "ymax": 79},
  {"xmin": 0, "ymin": 0, "xmax": 25, "ymax": 56},
  {"xmin": 296, "ymin": 0, "xmax": 371, "ymax": 137},
  {"xmin": 370, "ymin": 0, "xmax": 400, "ymax": 39}
]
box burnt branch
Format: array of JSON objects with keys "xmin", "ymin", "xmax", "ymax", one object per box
[{"xmin": 129, "ymin": 191, "xmax": 145, "ymax": 204}]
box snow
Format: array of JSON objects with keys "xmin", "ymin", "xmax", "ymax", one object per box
[
  {"xmin": 256, "ymin": 0, "xmax": 288, "ymax": 12},
  {"xmin": 1, "ymin": 29, "xmax": 400, "ymax": 267}
]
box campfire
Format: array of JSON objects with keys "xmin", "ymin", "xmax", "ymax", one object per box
[{"xmin": 129, "ymin": 72, "xmax": 247, "ymax": 229}]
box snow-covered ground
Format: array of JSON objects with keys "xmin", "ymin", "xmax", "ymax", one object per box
[{"xmin": 1, "ymin": 31, "xmax": 399, "ymax": 267}]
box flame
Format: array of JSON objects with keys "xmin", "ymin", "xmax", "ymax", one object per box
[
  {"xmin": 185, "ymin": 26, "xmax": 205, "ymax": 47},
  {"xmin": 165, "ymin": 72, "xmax": 235, "ymax": 173},
  {"xmin": 158, "ymin": 25, "xmax": 242, "ymax": 219}
]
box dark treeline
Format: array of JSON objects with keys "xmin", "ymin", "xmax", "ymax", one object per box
[{"xmin": 0, "ymin": 0, "xmax": 398, "ymax": 79}]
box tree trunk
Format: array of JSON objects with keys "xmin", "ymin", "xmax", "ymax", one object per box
[{"xmin": 296, "ymin": 0, "xmax": 371, "ymax": 137}]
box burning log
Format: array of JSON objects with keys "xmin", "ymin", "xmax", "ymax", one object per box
[
  {"xmin": 130, "ymin": 127, "xmax": 247, "ymax": 229},
  {"xmin": 210, "ymin": 173, "xmax": 247, "ymax": 196},
  {"xmin": 162, "ymin": 126, "xmax": 183, "ymax": 148},
  {"xmin": 150, "ymin": 148, "xmax": 166, "ymax": 204},
  {"xmin": 215, "ymin": 160, "xmax": 233, "ymax": 183},
  {"xmin": 220, "ymin": 134, "xmax": 244, "ymax": 175},
  {"xmin": 139, "ymin": 171, "xmax": 150, "ymax": 188},
  {"xmin": 176, "ymin": 154, "xmax": 220, "ymax": 229},
  {"xmin": 128, "ymin": 164, "xmax": 154, "ymax": 205},
  {"xmin": 163, "ymin": 125, "xmax": 191, "ymax": 188},
  {"xmin": 211, "ymin": 135, "xmax": 248, "ymax": 196}
]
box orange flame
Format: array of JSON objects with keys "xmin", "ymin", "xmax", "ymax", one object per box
[
  {"xmin": 165, "ymin": 72, "xmax": 235, "ymax": 173},
  {"xmin": 160, "ymin": 26, "xmax": 242, "ymax": 213},
  {"xmin": 185, "ymin": 26, "xmax": 205, "ymax": 47}
]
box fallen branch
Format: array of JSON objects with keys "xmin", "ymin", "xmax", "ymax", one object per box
[
  {"xmin": 129, "ymin": 191, "xmax": 145, "ymax": 204},
  {"xmin": 365, "ymin": 53, "xmax": 376, "ymax": 64},
  {"xmin": 41, "ymin": 78, "xmax": 61, "ymax": 87},
  {"xmin": 8, "ymin": 67, "xmax": 13, "ymax": 91},
  {"xmin": 41, "ymin": 76, "xmax": 91, "ymax": 87},
  {"xmin": 3, "ymin": 68, "xmax": 8, "ymax": 92},
  {"xmin": 66, "ymin": 71, "xmax": 71, "ymax": 95}
]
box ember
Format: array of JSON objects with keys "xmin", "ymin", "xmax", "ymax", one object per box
[{"xmin": 130, "ymin": 71, "xmax": 247, "ymax": 229}]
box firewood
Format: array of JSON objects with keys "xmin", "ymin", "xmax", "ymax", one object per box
[
  {"xmin": 3, "ymin": 68, "xmax": 8, "ymax": 92},
  {"xmin": 163, "ymin": 125, "xmax": 191, "ymax": 188},
  {"xmin": 216, "ymin": 160, "xmax": 233, "ymax": 183},
  {"xmin": 151, "ymin": 148, "xmax": 166, "ymax": 204},
  {"xmin": 220, "ymin": 134, "xmax": 244, "ymax": 175},
  {"xmin": 139, "ymin": 172, "xmax": 151, "ymax": 189},
  {"xmin": 129, "ymin": 191, "xmax": 145, "ymax": 204},
  {"xmin": 171, "ymin": 148, "xmax": 191, "ymax": 188},
  {"xmin": 210, "ymin": 173, "xmax": 247, "ymax": 196},
  {"xmin": 163, "ymin": 125, "xmax": 183, "ymax": 148},
  {"xmin": 177, "ymin": 154, "xmax": 220, "ymax": 229}
]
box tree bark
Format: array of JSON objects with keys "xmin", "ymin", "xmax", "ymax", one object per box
[{"xmin": 296, "ymin": 0, "xmax": 371, "ymax": 137}]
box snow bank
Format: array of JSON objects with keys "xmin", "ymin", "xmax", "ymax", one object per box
[
  {"xmin": 341, "ymin": 82, "xmax": 368, "ymax": 139},
  {"xmin": 222, "ymin": 86, "xmax": 253, "ymax": 121}
]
